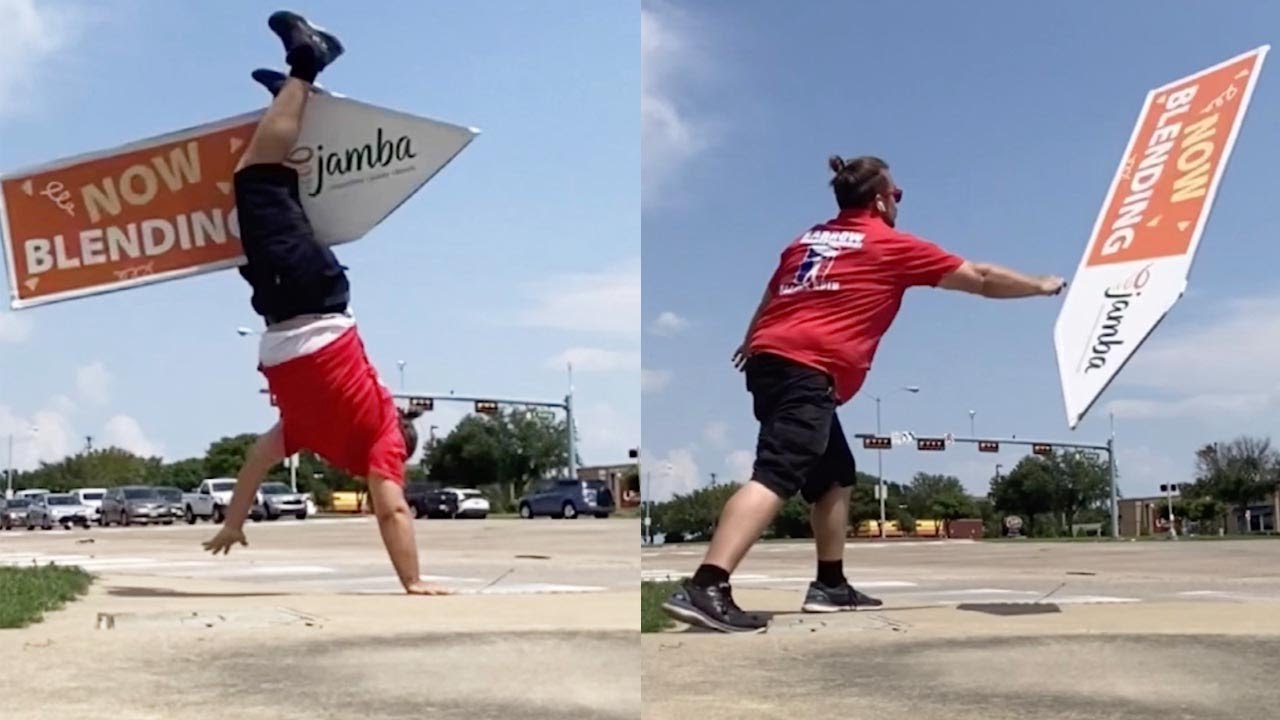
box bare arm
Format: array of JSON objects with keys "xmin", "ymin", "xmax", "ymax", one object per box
[
  {"xmin": 224, "ymin": 423, "xmax": 286, "ymax": 527},
  {"xmin": 938, "ymin": 261, "xmax": 1065, "ymax": 299},
  {"xmin": 733, "ymin": 284, "xmax": 774, "ymax": 370}
]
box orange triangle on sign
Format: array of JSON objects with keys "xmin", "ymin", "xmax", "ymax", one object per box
[
  {"xmin": 20, "ymin": 179, "xmax": 33, "ymax": 196},
  {"xmin": 230, "ymin": 137, "xmax": 244, "ymax": 154},
  {"xmin": 1237, "ymin": 69, "xmax": 1250, "ymax": 78},
  {"xmin": 1177, "ymin": 220, "xmax": 1191, "ymax": 231},
  {"xmin": 217, "ymin": 182, "xmax": 232, "ymax": 195},
  {"xmin": 1146, "ymin": 215, "xmax": 1161, "ymax": 227},
  {"xmin": 24, "ymin": 278, "xmax": 38, "ymax": 291}
]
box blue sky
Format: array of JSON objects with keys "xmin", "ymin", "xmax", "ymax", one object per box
[
  {"xmin": 642, "ymin": 0, "xmax": 1280, "ymax": 500},
  {"xmin": 0, "ymin": 0, "xmax": 637, "ymax": 470}
]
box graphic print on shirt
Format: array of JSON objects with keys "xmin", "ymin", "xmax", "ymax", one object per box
[{"xmin": 779, "ymin": 230, "xmax": 865, "ymax": 296}]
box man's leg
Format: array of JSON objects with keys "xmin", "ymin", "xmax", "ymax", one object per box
[
  {"xmin": 367, "ymin": 474, "xmax": 448, "ymax": 595},
  {"xmin": 811, "ymin": 483, "xmax": 850, "ymax": 579},
  {"xmin": 236, "ymin": 78, "xmax": 311, "ymax": 172},
  {"xmin": 699, "ymin": 481, "xmax": 785, "ymax": 577}
]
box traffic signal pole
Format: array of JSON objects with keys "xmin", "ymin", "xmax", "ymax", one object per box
[{"xmin": 854, "ymin": 432, "xmax": 1120, "ymax": 539}]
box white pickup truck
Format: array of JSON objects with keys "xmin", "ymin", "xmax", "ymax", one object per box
[{"xmin": 182, "ymin": 478, "xmax": 263, "ymax": 524}]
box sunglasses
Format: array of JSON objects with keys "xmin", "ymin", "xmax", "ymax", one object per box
[{"xmin": 890, "ymin": 187, "xmax": 903, "ymax": 203}]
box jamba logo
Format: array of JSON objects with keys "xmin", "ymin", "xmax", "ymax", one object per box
[
  {"xmin": 285, "ymin": 127, "xmax": 417, "ymax": 197},
  {"xmin": 1083, "ymin": 263, "xmax": 1152, "ymax": 374}
]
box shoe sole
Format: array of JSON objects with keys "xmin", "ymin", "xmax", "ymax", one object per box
[
  {"xmin": 269, "ymin": 12, "xmax": 344, "ymax": 62},
  {"xmin": 661, "ymin": 599, "xmax": 767, "ymax": 634}
]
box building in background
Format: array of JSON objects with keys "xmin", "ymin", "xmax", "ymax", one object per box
[{"xmin": 578, "ymin": 463, "xmax": 640, "ymax": 508}]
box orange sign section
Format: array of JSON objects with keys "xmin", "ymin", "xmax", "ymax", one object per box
[
  {"xmin": 1085, "ymin": 50, "xmax": 1264, "ymax": 267},
  {"xmin": 1, "ymin": 119, "xmax": 257, "ymax": 305}
]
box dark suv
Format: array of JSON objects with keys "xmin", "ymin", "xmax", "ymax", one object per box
[{"xmin": 518, "ymin": 479, "xmax": 615, "ymax": 519}]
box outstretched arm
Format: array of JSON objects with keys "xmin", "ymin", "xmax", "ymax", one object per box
[
  {"xmin": 938, "ymin": 261, "xmax": 1065, "ymax": 299},
  {"xmin": 202, "ymin": 423, "xmax": 286, "ymax": 555}
]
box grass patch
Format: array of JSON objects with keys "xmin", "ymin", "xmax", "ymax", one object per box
[
  {"xmin": 642, "ymin": 580, "xmax": 681, "ymax": 633},
  {"xmin": 0, "ymin": 565, "xmax": 94, "ymax": 629}
]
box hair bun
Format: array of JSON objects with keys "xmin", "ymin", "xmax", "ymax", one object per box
[{"xmin": 828, "ymin": 155, "xmax": 846, "ymax": 174}]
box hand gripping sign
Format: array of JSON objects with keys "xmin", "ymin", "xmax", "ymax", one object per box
[
  {"xmin": 0, "ymin": 94, "xmax": 478, "ymax": 309},
  {"xmin": 1053, "ymin": 46, "xmax": 1268, "ymax": 429}
]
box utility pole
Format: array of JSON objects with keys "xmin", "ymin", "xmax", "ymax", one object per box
[
  {"xmin": 710, "ymin": 472, "xmax": 717, "ymax": 486},
  {"xmin": 566, "ymin": 363, "xmax": 577, "ymax": 481}
]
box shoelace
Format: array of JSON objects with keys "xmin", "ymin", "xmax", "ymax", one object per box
[{"xmin": 711, "ymin": 583, "xmax": 747, "ymax": 617}]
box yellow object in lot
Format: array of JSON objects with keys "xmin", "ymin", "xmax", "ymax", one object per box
[
  {"xmin": 914, "ymin": 519, "xmax": 943, "ymax": 538},
  {"xmin": 329, "ymin": 491, "xmax": 370, "ymax": 514}
]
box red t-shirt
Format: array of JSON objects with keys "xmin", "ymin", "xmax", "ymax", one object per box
[
  {"xmin": 261, "ymin": 326, "xmax": 407, "ymax": 484},
  {"xmin": 747, "ymin": 208, "xmax": 964, "ymax": 404}
]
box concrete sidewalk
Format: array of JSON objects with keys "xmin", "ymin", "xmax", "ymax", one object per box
[
  {"xmin": 643, "ymin": 588, "xmax": 1280, "ymax": 720},
  {"xmin": 8, "ymin": 573, "xmax": 639, "ymax": 720}
]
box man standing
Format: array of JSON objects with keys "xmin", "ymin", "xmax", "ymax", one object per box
[
  {"xmin": 200, "ymin": 11, "xmax": 446, "ymax": 596},
  {"xmin": 663, "ymin": 155, "xmax": 1065, "ymax": 632}
]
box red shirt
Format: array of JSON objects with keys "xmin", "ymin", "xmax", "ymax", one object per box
[
  {"xmin": 261, "ymin": 326, "xmax": 407, "ymax": 484},
  {"xmin": 748, "ymin": 209, "xmax": 964, "ymax": 404}
]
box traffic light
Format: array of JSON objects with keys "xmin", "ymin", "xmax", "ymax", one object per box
[
  {"xmin": 862, "ymin": 436, "xmax": 892, "ymax": 450},
  {"xmin": 628, "ymin": 448, "xmax": 639, "ymax": 459},
  {"xmin": 977, "ymin": 440, "xmax": 999, "ymax": 453},
  {"xmin": 1160, "ymin": 483, "xmax": 1181, "ymax": 494},
  {"xmin": 474, "ymin": 400, "xmax": 500, "ymax": 415},
  {"xmin": 408, "ymin": 396, "xmax": 434, "ymax": 411},
  {"xmin": 917, "ymin": 437, "xmax": 946, "ymax": 451},
  {"xmin": 1032, "ymin": 443, "xmax": 1052, "ymax": 456}
]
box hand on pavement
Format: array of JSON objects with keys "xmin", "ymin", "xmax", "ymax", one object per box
[{"xmin": 202, "ymin": 526, "xmax": 247, "ymax": 556}]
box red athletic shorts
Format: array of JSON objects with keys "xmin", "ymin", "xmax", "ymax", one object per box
[{"xmin": 260, "ymin": 327, "xmax": 405, "ymax": 484}]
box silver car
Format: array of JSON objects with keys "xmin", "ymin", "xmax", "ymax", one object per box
[
  {"xmin": 100, "ymin": 486, "xmax": 176, "ymax": 526},
  {"xmin": 154, "ymin": 487, "xmax": 187, "ymax": 521},
  {"xmin": 257, "ymin": 482, "xmax": 309, "ymax": 520},
  {"xmin": 1, "ymin": 498, "xmax": 32, "ymax": 530},
  {"xmin": 25, "ymin": 493, "xmax": 92, "ymax": 530}
]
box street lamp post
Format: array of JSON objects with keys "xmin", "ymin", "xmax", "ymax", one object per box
[
  {"xmin": 397, "ymin": 360, "xmax": 407, "ymax": 391},
  {"xmin": 872, "ymin": 385, "xmax": 920, "ymax": 538},
  {"xmin": 969, "ymin": 410, "xmax": 976, "ymax": 437}
]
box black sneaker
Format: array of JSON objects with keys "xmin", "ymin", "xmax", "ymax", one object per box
[
  {"xmin": 268, "ymin": 10, "xmax": 345, "ymax": 72},
  {"xmin": 662, "ymin": 579, "xmax": 768, "ymax": 633},
  {"xmin": 801, "ymin": 581, "xmax": 884, "ymax": 613},
  {"xmin": 251, "ymin": 68, "xmax": 330, "ymax": 97}
]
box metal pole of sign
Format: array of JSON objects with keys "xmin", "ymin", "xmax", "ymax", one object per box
[
  {"xmin": 875, "ymin": 397, "xmax": 885, "ymax": 539},
  {"xmin": 566, "ymin": 363, "xmax": 577, "ymax": 481},
  {"xmin": 1166, "ymin": 484, "xmax": 1177, "ymax": 540},
  {"xmin": 1109, "ymin": 424, "xmax": 1119, "ymax": 540},
  {"xmin": 289, "ymin": 453, "xmax": 299, "ymax": 493},
  {"xmin": 644, "ymin": 471, "xmax": 653, "ymax": 546}
]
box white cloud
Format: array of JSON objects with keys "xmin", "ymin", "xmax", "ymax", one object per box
[
  {"xmin": 642, "ymin": 0, "xmax": 713, "ymax": 204},
  {"xmin": 102, "ymin": 414, "xmax": 164, "ymax": 458},
  {"xmin": 725, "ymin": 449, "xmax": 754, "ymax": 484},
  {"xmin": 650, "ymin": 311, "xmax": 690, "ymax": 336},
  {"xmin": 650, "ymin": 446, "xmax": 702, "ymax": 501},
  {"xmin": 0, "ymin": 404, "xmax": 73, "ymax": 472},
  {"xmin": 703, "ymin": 421, "xmax": 728, "ymax": 448},
  {"xmin": 75, "ymin": 362, "xmax": 111, "ymax": 405},
  {"xmin": 577, "ymin": 402, "xmax": 637, "ymax": 464},
  {"xmin": 1115, "ymin": 445, "xmax": 1190, "ymax": 498},
  {"xmin": 547, "ymin": 347, "xmax": 640, "ymax": 373},
  {"xmin": 0, "ymin": 312, "xmax": 33, "ymax": 343},
  {"xmin": 0, "ymin": 0, "xmax": 84, "ymax": 118},
  {"xmin": 516, "ymin": 261, "xmax": 640, "ymax": 338},
  {"xmin": 641, "ymin": 368, "xmax": 672, "ymax": 394}
]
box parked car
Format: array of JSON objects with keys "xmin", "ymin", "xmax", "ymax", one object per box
[
  {"xmin": 405, "ymin": 482, "xmax": 434, "ymax": 518},
  {"xmin": 154, "ymin": 486, "xmax": 186, "ymax": 520},
  {"xmin": 518, "ymin": 479, "xmax": 616, "ymax": 519},
  {"xmin": 443, "ymin": 488, "xmax": 490, "ymax": 519},
  {"xmin": 183, "ymin": 478, "xmax": 256, "ymax": 524},
  {"xmin": 25, "ymin": 493, "xmax": 92, "ymax": 530},
  {"xmin": 100, "ymin": 486, "xmax": 177, "ymax": 526},
  {"xmin": 0, "ymin": 497, "xmax": 32, "ymax": 530},
  {"xmin": 256, "ymin": 482, "xmax": 308, "ymax": 520},
  {"xmin": 14, "ymin": 488, "xmax": 50, "ymax": 500},
  {"xmin": 72, "ymin": 488, "xmax": 107, "ymax": 523}
]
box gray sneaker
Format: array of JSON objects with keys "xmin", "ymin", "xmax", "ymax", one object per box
[
  {"xmin": 801, "ymin": 581, "xmax": 883, "ymax": 613},
  {"xmin": 662, "ymin": 579, "xmax": 769, "ymax": 633}
]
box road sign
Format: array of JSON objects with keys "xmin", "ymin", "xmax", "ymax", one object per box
[
  {"xmin": 917, "ymin": 437, "xmax": 946, "ymax": 451},
  {"xmin": 1054, "ymin": 46, "xmax": 1268, "ymax": 428},
  {"xmin": 407, "ymin": 396, "xmax": 434, "ymax": 411},
  {"xmin": 1032, "ymin": 443, "xmax": 1053, "ymax": 456},
  {"xmin": 978, "ymin": 440, "xmax": 1000, "ymax": 453},
  {"xmin": 1, "ymin": 94, "xmax": 479, "ymax": 309},
  {"xmin": 474, "ymin": 400, "xmax": 499, "ymax": 415}
]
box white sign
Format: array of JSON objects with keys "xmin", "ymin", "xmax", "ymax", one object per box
[{"xmin": 1054, "ymin": 47, "xmax": 1267, "ymax": 428}]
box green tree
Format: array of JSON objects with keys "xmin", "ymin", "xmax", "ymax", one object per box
[
  {"xmin": 930, "ymin": 486, "xmax": 978, "ymax": 535},
  {"xmin": 427, "ymin": 410, "xmax": 569, "ymax": 501},
  {"xmin": 1046, "ymin": 450, "xmax": 1111, "ymax": 535},
  {"xmin": 989, "ymin": 456, "xmax": 1055, "ymax": 534},
  {"xmin": 203, "ymin": 434, "xmax": 260, "ymax": 478},
  {"xmin": 17, "ymin": 448, "xmax": 162, "ymax": 491},
  {"xmin": 652, "ymin": 483, "xmax": 739, "ymax": 541},
  {"xmin": 1192, "ymin": 437, "xmax": 1278, "ymax": 533},
  {"xmin": 906, "ymin": 472, "xmax": 967, "ymax": 519},
  {"xmin": 148, "ymin": 457, "xmax": 206, "ymax": 489}
]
